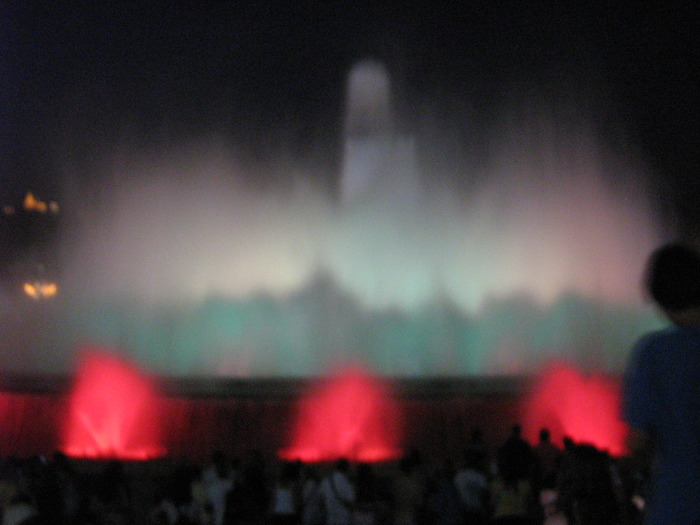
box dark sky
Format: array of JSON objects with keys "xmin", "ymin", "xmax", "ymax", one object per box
[{"xmin": 2, "ymin": 2, "xmax": 699, "ymax": 232}]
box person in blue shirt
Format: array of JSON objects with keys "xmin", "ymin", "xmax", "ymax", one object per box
[{"xmin": 624, "ymin": 243, "xmax": 700, "ymax": 525}]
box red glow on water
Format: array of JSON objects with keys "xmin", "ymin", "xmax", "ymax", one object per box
[
  {"xmin": 62, "ymin": 349, "xmax": 166, "ymax": 460},
  {"xmin": 279, "ymin": 366, "xmax": 404, "ymax": 463},
  {"xmin": 523, "ymin": 362, "xmax": 628, "ymax": 455}
]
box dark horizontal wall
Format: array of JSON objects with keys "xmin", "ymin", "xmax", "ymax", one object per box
[{"xmin": 0, "ymin": 376, "xmax": 526, "ymax": 463}]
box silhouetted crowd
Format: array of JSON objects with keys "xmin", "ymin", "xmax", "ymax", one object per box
[{"xmin": 0, "ymin": 425, "xmax": 648, "ymax": 525}]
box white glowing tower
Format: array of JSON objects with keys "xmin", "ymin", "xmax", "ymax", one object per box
[{"xmin": 339, "ymin": 60, "xmax": 420, "ymax": 206}]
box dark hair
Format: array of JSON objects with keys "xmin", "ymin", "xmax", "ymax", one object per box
[
  {"xmin": 280, "ymin": 462, "xmax": 298, "ymax": 483},
  {"xmin": 645, "ymin": 243, "xmax": 700, "ymax": 310},
  {"xmin": 335, "ymin": 458, "xmax": 350, "ymax": 472}
]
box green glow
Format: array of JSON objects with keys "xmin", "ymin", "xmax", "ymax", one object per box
[{"xmin": 0, "ymin": 287, "xmax": 663, "ymax": 377}]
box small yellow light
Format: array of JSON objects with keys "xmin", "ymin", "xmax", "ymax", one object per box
[
  {"xmin": 23, "ymin": 281, "xmax": 58, "ymax": 300},
  {"xmin": 40, "ymin": 282, "xmax": 58, "ymax": 298},
  {"xmin": 24, "ymin": 282, "xmax": 39, "ymax": 300},
  {"xmin": 23, "ymin": 192, "xmax": 48, "ymax": 213}
]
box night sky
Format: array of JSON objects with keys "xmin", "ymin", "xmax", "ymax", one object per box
[{"xmin": 2, "ymin": 2, "xmax": 699, "ymax": 233}]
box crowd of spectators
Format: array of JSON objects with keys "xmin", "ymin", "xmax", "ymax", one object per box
[{"xmin": 0, "ymin": 425, "xmax": 647, "ymax": 525}]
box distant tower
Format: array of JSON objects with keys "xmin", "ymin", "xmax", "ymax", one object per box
[
  {"xmin": 339, "ymin": 60, "xmax": 420, "ymax": 206},
  {"xmin": 344, "ymin": 60, "xmax": 393, "ymax": 137}
]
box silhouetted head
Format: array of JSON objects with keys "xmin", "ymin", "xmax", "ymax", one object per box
[
  {"xmin": 212, "ymin": 450, "xmax": 229, "ymax": 477},
  {"xmin": 280, "ymin": 462, "xmax": 298, "ymax": 484},
  {"xmin": 356, "ymin": 463, "xmax": 374, "ymax": 481},
  {"xmin": 463, "ymin": 449, "xmax": 484, "ymax": 471},
  {"xmin": 563, "ymin": 436, "xmax": 575, "ymax": 451},
  {"xmin": 335, "ymin": 458, "xmax": 350, "ymax": 473},
  {"xmin": 399, "ymin": 455, "xmax": 414, "ymax": 475},
  {"xmin": 51, "ymin": 450, "xmax": 72, "ymax": 471},
  {"xmin": 405, "ymin": 448, "xmax": 423, "ymax": 468},
  {"xmin": 303, "ymin": 464, "xmax": 320, "ymax": 482},
  {"xmin": 645, "ymin": 243, "xmax": 700, "ymax": 312},
  {"xmin": 211, "ymin": 450, "xmax": 226, "ymax": 465},
  {"xmin": 539, "ymin": 428, "xmax": 551, "ymax": 442}
]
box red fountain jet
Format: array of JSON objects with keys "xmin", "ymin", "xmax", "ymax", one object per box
[
  {"xmin": 523, "ymin": 362, "xmax": 628, "ymax": 455},
  {"xmin": 62, "ymin": 348, "xmax": 166, "ymax": 460},
  {"xmin": 279, "ymin": 366, "xmax": 404, "ymax": 463}
]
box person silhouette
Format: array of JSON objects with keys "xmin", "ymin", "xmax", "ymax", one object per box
[{"xmin": 623, "ymin": 243, "xmax": 700, "ymax": 524}]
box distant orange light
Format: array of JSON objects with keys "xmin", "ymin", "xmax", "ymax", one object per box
[
  {"xmin": 23, "ymin": 282, "xmax": 38, "ymax": 299},
  {"xmin": 23, "ymin": 192, "xmax": 47, "ymax": 213},
  {"xmin": 22, "ymin": 191, "xmax": 57, "ymax": 214},
  {"xmin": 40, "ymin": 282, "xmax": 57, "ymax": 297},
  {"xmin": 23, "ymin": 281, "xmax": 58, "ymax": 300}
]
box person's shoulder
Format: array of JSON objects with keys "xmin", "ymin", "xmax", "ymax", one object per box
[{"xmin": 633, "ymin": 326, "xmax": 678, "ymax": 353}]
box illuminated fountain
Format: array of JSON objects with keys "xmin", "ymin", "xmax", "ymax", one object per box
[
  {"xmin": 522, "ymin": 362, "xmax": 628, "ymax": 455},
  {"xmin": 280, "ymin": 366, "xmax": 404, "ymax": 462},
  {"xmin": 0, "ymin": 59, "xmax": 664, "ymax": 379},
  {"xmin": 62, "ymin": 348, "xmax": 166, "ymax": 460}
]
